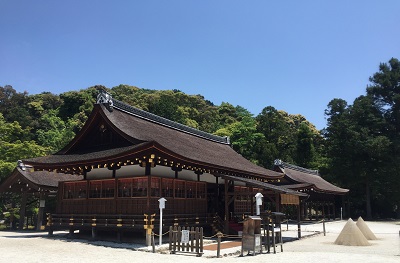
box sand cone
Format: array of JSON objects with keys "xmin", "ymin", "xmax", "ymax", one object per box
[
  {"xmin": 356, "ymin": 216, "xmax": 378, "ymax": 240},
  {"xmin": 334, "ymin": 218, "xmax": 370, "ymax": 246}
]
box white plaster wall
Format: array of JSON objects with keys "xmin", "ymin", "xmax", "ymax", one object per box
[{"xmin": 86, "ymin": 164, "xmax": 246, "ymax": 186}]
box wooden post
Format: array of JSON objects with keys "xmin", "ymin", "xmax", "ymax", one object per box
[
  {"xmin": 172, "ymin": 166, "xmax": 182, "ymax": 179},
  {"xmin": 19, "ymin": 191, "xmax": 28, "ymax": 230},
  {"xmin": 275, "ymin": 193, "xmax": 280, "ymax": 212},
  {"xmin": 146, "ymin": 162, "xmax": 151, "ymax": 216},
  {"xmin": 91, "ymin": 227, "xmax": 97, "ymax": 240},
  {"xmin": 215, "ymin": 176, "xmax": 219, "ymax": 214},
  {"xmin": 169, "ymin": 226, "xmax": 173, "ymax": 251},
  {"xmin": 47, "ymin": 214, "xmax": 53, "ymax": 236},
  {"xmin": 152, "ymin": 232, "xmax": 155, "ymax": 253},
  {"xmin": 333, "ymin": 203, "xmax": 336, "ymax": 219},
  {"xmin": 297, "ymin": 203, "xmax": 301, "ymax": 239},
  {"xmin": 224, "ymin": 179, "xmax": 229, "ymax": 234},
  {"xmin": 146, "ymin": 228, "xmax": 153, "ymax": 246},
  {"xmin": 217, "ymin": 231, "xmax": 222, "ymax": 258},
  {"xmin": 250, "ymin": 186, "xmax": 254, "ymax": 215},
  {"xmin": 36, "ymin": 193, "xmax": 45, "ymax": 231},
  {"xmin": 117, "ymin": 229, "xmax": 122, "ymax": 243}
]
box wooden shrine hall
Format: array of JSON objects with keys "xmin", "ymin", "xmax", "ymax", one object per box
[
  {"xmin": 273, "ymin": 160, "xmax": 349, "ymax": 221},
  {"xmin": 22, "ymin": 90, "xmax": 306, "ymax": 242}
]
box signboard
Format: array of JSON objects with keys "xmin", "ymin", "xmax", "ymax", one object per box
[
  {"xmin": 280, "ymin": 194, "xmax": 299, "ymax": 205},
  {"xmin": 181, "ymin": 230, "xmax": 190, "ymax": 244}
]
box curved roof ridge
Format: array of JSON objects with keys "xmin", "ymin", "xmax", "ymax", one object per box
[
  {"xmin": 278, "ymin": 160, "xmax": 319, "ymax": 176},
  {"xmin": 96, "ymin": 90, "xmax": 230, "ymax": 145}
]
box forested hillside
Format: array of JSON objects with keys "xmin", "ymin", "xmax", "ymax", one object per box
[{"xmin": 1, "ymin": 58, "xmax": 399, "ymax": 219}]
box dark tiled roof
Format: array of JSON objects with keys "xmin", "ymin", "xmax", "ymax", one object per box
[
  {"xmin": 276, "ymin": 161, "xmax": 349, "ymax": 194},
  {"xmin": 0, "ymin": 167, "xmax": 82, "ymax": 192},
  {"xmin": 102, "ymin": 103, "xmax": 283, "ymax": 178},
  {"xmin": 112, "ymin": 98, "xmax": 230, "ymax": 144},
  {"xmin": 25, "ymin": 144, "xmax": 149, "ymax": 164},
  {"xmin": 18, "ymin": 167, "xmax": 82, "ymax": 187}
]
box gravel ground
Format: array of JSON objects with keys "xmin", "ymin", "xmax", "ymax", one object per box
[{"xmin": 0, "ymin": 220, "xmax": 399, "ymax": 263}]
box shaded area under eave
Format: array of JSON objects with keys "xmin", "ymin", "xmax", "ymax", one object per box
[{"xmin": 221, "ymin": 174, "xmax": 308, "ymax": 197}]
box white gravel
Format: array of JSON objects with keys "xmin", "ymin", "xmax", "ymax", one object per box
[{"xmin": 0, "ymin": 220, "xmax": 399, "ymax": 263}]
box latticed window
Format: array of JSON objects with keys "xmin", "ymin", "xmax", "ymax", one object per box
[
  {"xmin": 186, "ymin": 182, "xmax": 196, "ymax": 198},
  {"xmin": 196, "ymin": 182, "xmax": 206, "ymax": 199},
  {"xmin": 102, "ymin": 180, "xmax": 115, "ymax": 198},
  {"xmin": 175, "ymin": 180, "xmax": 185, "ymax": 198},
  {"xmin": 63, "ymin": 183, "xmax": 75, "ymax": 199},
  {"xmin": 161, "ymin": 178, "xmax": 174, "ymax": 198},
  {"xmin": 118, "ymin": 178, "xmax": 133, "ymax": 197},
  {"xmin": 89, "ymin": 180, "xmax": 115, "ymax": 198},
  {"xmin": 75, "ymin": 181, "xmax": 87, "ymax": 199},
  {"xmin": 63, "ymin": 182, "xmax": 87, "ymax": 199},
  {"xmin": 89, "ymin": 181, "xmax": 102, "ymax": 198},
  {"xmin": 151, "ymin": 177, "xmax": 160, "ymax": 197},
  {"xmin": 132, "ymin": 177, "xmax": 147, "ymax": 197}
]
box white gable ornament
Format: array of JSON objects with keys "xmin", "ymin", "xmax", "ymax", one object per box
[{"xmin": 96, "ymin": 90, "xmax": 114, "ymax": 111}]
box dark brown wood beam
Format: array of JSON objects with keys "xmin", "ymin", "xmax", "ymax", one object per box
[{"xmin": 224, "ymin": 179, "xmax": 229, "ymax": 234}]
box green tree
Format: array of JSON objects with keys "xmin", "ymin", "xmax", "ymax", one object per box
[
  {"xmin": 215, "ymin": 116, "xmax": 265, "ymax": 164},
  {"xmin": 256, "ymin": 106, "xmax": 297, "ymax": 166},
  {"xmin": 366, "ymin": 58, "xmax": 400, "ymax": 218},
  {"xmin": 0, "ymin": 113, "xmax": 49, "ymax": 181},
  {"xmin": 36, "ymin": 110, "xmax": 75, "ymax": 152},
  {"xmin": 296, "ymin": 122, "xmax": 316, "ymax": 168},
  {"xmin": 0, "ymin": 85, "xmax": 32, "ymax": 129}
]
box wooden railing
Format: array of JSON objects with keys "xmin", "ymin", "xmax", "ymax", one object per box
[{"xmin": 169, "ymin": 226, "xmax": 204, "ymax": 257}]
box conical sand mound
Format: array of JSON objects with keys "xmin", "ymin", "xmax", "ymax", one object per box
[
  {"xmin": 356, "ymin": 216, "xmax": 378, "ymax": 240},
  {"xmin": 334, "ymin": 218, "xmax": 370, "ymax": 246}
]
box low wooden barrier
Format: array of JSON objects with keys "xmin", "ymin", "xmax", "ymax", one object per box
[{"xmin": 169, "ymin": 226, "xmax": 203, "ymax": 257}]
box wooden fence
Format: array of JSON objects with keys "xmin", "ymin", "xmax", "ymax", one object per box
[{"xmin": 169, "ymin": 226, "xmax": 203, "ymax": 257}]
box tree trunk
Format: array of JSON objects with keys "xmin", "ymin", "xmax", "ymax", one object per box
[{"xmin": 365, "ymin": 177, "xmax": 372, "ymax": 219}]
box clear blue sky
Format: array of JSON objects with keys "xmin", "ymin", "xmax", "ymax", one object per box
[{"xmin": 1, "ymin": 1, "xmax": 399, "ymax": 130}]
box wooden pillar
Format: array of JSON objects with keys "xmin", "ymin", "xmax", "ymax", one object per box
[
  {"xmin": 224, "ymin": 179, "xmax": 229, "ymax": 234},
  {"xmin": 333, "ymin": 203, "xmax": 336, "ymax": 219},
  {"xmin": 215, "ymin": 176, "xmax": 219, "ymax": 214},
  {"xmin": 19, "ymin": 191, "xmax": 28, "ymax": 230},
  {"xmin": 341, "ymin": 195, "xmax": 346, "ymax": 219},
  {"xmin": 297, "ymin": 203, "xmax": 301, "ymax": 239},
  {"xmin": 36, "ymin": 192, "xmax": 45, "ymax": 231},
  {"xmin": 145, "ymin": 162, "xmax": 152, "ymax": 213},
  {"xmin": 172, "ymin": 167, "xmax": 182, "ymax": 179},
  {"xmin": 249, "ymin": 187, "xmax": 254, "ymax": 215},
  {"xmin": 275, "ymin": 193, "xmax": 280, "ymax": 212},
  {"xmin": 304, "ymin": 202, "xmax": 309, "ymax": 220},
  {"xmin": 195, "ymin": 171, "xmax": 203, "ymax": 182},
  {"xmin": 145, "ymin": 162, "xmax": 151, "ymax": 176},
  {"xmin": 326, "ymin": 203, "xmax": 330, "ymax": 220}
]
